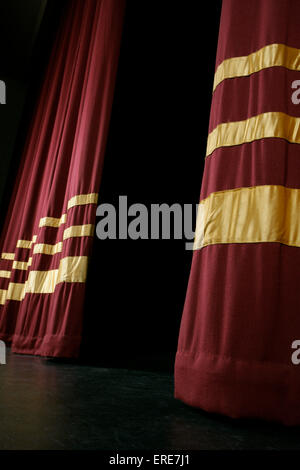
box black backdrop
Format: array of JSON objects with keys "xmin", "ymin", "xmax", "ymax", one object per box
[
  {"xmin": 0, "ymin": 0, "xmax": 222, "ymax": 369},
  {"xmin": 80, "ymin": 1, "xmax": 222, "ymax": 368}
]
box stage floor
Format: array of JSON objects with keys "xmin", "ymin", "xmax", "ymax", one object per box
[{"xmin": 0, "ymin": 349, "xmax": 300, "ymax": 450}]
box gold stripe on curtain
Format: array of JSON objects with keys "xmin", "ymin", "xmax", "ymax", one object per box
[
  {"xmin": 0, "ymin": 192, "xmax": 97, "ymax": 262},
  {"xmin": 33, "ymin": 243, "xmax": 63, "ymax": 256},
  {"xmin": 13, "ymin": 259, "xmax": 32, "ymax": 270},
  {"xmin": 206, "ymin": 112, "xmax": 300, "ymax": 157},
  {"xmin": 194, "ymin": 184, "xmax": 300, "ymax": 250},
  {"xmin": 213, "ymin": 43, "xmax": 300, "ymax": 91},
  {"xmin": 0, "ymin": 271, "xmax": 11, "ymax": 278},
  {"xmin": 63, "ymin": 224, "xmax": 94, "ymax": 239},
  {"xmin": 0, "ymin": 193, "xmax": 98, "ymax": 300},
  {"xmin": 0, "ymin": 255, "xmax": 88, "ymax": 304},
  {"xmin": 39, "ymin": 193, "xmax": 98, "ymax": 228},
  {"xmin": 1, "ymin": 253, "xmax": 15, "ymax": 260},
  {"xmin": 39, "ymin": 214, "xmax": 67, "ymax": 228}
]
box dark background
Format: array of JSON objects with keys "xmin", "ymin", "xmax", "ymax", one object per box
[{"xmin": 0, "ymin": 0, "xmax": 222, "ymax": 369}]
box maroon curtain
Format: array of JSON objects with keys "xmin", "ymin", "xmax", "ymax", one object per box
[
  {"xmin": 0, "ymin": 0, "xmax": 125, "ymax": 357},
  {"xmin": 175, "ymin": 0, "xmax": 300, "ymax": 425}
]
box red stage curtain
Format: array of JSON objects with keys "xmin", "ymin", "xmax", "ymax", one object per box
[
  {"xmin": 0, "ymin": 0, "xmax": 125, "ymax": 357},
  {"xmin": 175, "ymin": 0, "xmax": 300, "ymax": 425}
]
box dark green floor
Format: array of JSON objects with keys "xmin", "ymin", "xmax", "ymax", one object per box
[{"xmin": 1, "ymin": 349, "xmax": 300, "ymax": 450}]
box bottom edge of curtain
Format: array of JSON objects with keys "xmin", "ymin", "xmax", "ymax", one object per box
[
  {"xmin": 174, "ymin": 350, "xmax": 300, "ymax": 426},
  {"xmin": 0, "ymin": 333, "xmax": 81, "ymax": 358}
]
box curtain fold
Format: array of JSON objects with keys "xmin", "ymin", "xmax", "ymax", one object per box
[
  {"xmin": 175, "ymin": 0, "xmax": 300, "ymax": 425},
  {"xmin": 0, "ymin": 0, "xmax": 125, "ymax": 357}
]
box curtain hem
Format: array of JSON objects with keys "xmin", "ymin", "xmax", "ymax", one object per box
[
  {"xmin": 0, "ymin": 333, "xmax": 81, "ymax": 358},
  {"xmin": 174, "ymin": 351, "xmax": 300, "ymax": 426}
]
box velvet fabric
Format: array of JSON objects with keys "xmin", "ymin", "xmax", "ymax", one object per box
[
  {"xmin": 0, "ymin": 0, "xmax": 125, "ymax": 357},
  {"xmin": 175, "ymin": 0, "xmax": 300, "ymax": 425}
]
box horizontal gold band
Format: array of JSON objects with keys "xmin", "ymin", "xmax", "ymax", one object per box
[
  {"xmin": 194, "ymin": 185, "xmax": 300, "ymax": 250},
  {"xmin": 2, "ymin": 224, "xmax": 94, "ymax": 275},
  {"xmin": 15, "ymin": 235, "xmax": 37, "ymax": 249},
  {"xmin": 39, "ymin": 214, "xmax": 67, "ymax": 228},
  {"xmin": 213, "ymin": 43, "xmax": 300, "ymax": 91},
  {"xmin": 206, "ymin": 112, "xmax": 300, "ymax": 157},
  {"xmin": 0, "ymin": 289, "xmax": 6, "ymax": 304},
  {"xmin": 33, "ymin": 242, "xmax": 63, "ymax": 256},
  {"xmin": 63, "ymin": 224, "xmax": 94, "ymax": 240},
  {"xmin": 13, "ymin": 258, "xmax": 32, "ymax": 271},
  {"xmin": 0, "ymin": 192, "xmax": 97, "ymax": 274},
  {"xmin": 0, "ymin": 256, "xmax": 88, "ymax": 305},
  {"xmin": 32, "ymin": 225, "xmax": 94, "ymax": 256},
  {"xmin": 16, "ymin": 240, "xmax": 32, "ymax": 249},
  {"xmin": 0, "ymin": 270, "xmax": 11, "ymax": 278},
  {"xmin": 38, "ymin": 194, "xmax": 98, "ymax": 228},
  {"xmin": 1, "ymin": 253, "xmax": 14, "ymax": 260},
  {"xmin": 67, "ymin": 193, "xmax": 98, "ymax": 210}
]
